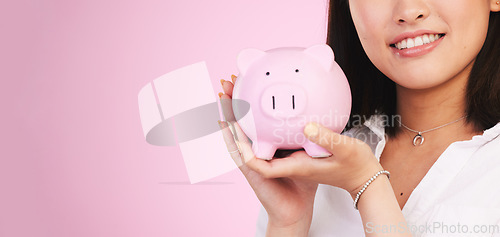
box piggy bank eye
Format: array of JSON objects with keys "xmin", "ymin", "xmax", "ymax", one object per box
[
  {"xmin": 266, "ymin": 72, "xmax": 270, "ymax": 76},
  {"xmin": 295, "ymin": 69, "xmax": 299, "ymax": 73}
]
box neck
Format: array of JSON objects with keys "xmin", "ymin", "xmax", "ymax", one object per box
[
  {"xmin": 394, "ymin": 63, "xmax": 478, "ymax": 138},
  {"xmin": 396, "ymin": 84, "xmax": 465, "ymax": 131}
]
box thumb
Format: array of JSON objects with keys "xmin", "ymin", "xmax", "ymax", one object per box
[{"xmin": 303, "ymin": 122, "xmax": 362, "ymax": 158}]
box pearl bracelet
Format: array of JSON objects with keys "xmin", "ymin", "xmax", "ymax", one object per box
[{"xmin": 353, "ymin": 170, "xmax": 391, "ymax": 210}]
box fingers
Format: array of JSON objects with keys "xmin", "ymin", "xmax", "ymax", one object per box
[
  {"xmin": 303, "ymin": 122, "xmax": 367, "ymax": 159},
  {"xmin": 220, "ymin": 94, "xmax": 236, "ymax": 122},
  {"xmin": 223, "ymin": 121, "xmax": 324, "ymax": 180},
  {"xmin": 230, "ymin": 122, "xmax": 320, "ymax": 179},
  {"xmin": 229, "ymin": 122, "xmax": 254, "ymax": 161},
  {"xmin": 221, "ymin": 80, "xmax": 234, "ymax": 98},
  {"xmin": 228, "ymin": 121, "xmax": 289, "ymax": 178},
  {"xmin": 218, "ymin": 120, "xmax": 244, "ymax": 167},
  {"xmin": 221, "ymin": 75, "xmax": 236, "ymax": 98},
  {"xmin": 218, "ymin": 121, "xmax": 257, "ymax": 177},
  {"xmin": 245, "ymin": 151, "xmax": 319, "ymax": 179},
  {"xmin": 219, "ymin": 75, "xmax": 237, "ymax": 122}
]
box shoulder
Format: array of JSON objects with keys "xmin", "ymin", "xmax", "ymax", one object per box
[
  {"xmin": 465, "ymin": 121, "xmax": 500, "ymax": 161},
  {"xmin": 442, "ymin": 122, "xmax": 500, "ymax": 206}
]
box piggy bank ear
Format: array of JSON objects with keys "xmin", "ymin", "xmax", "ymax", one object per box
[
  {"xmin": 304, "ymin": 44, "xmax": 335, "ymax": 71},
  {"xmin": 237, "ymin": 48, "xmax": 266, "ymax": 75}
]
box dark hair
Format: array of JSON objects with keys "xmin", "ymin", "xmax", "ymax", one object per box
[{"xmin": 327, "ymin": 0, "xmax": 500, "ymax": 136}]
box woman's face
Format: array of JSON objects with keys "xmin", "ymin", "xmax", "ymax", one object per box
[{"xmin": 348, "ymin": 0, "xmax": 499, "ymax": 89}]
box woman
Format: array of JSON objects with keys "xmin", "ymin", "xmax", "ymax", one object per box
[{"xmin": 219, "ymin": 0, "xmax": 500, "ymax": 236}]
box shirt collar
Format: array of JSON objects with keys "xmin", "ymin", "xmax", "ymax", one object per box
[{"xmin": 363, "ymin": 114, "xmax": 386, "ymax": 141}]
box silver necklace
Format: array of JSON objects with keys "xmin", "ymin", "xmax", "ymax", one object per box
[{"xmin": 398, "ymin": 116, "xmax": 467, "ymax": 146}]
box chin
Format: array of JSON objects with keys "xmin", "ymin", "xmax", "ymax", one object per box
[{"xmin": 394, "ymin": 76, "xmax": 450, "ymax": 91}]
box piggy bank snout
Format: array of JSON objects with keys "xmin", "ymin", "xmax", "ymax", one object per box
[{"xmin": 260, "ymin": 84, "xmax": 307, "ymax": 119}]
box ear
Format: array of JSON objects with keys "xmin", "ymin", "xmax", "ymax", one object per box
[
  {"xmin": 237, "ymin": 48, "xmax": 266, "ymax": 75},
  {"xmin": 491, "ymin": 0, "xmax": 500, "ymax": 12},
  {"xmin": 304, "ymin": 44, "xmax": 335, "ymax": 71}
]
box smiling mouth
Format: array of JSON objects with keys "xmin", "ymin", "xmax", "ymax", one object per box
[{"xmin": 390, "ymin": 34, "xmax": 445, "ymax": 50}]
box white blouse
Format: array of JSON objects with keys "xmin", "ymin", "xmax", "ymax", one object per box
[{"xmin": 255, "ymin": 115, "xmax": 500, "ymax": 236}]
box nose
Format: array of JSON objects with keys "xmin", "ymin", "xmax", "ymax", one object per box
[
  {"xmin": 260, "ymin": 84, "xmax": 307, "ymax": 119},
  {"xmin": 393, "ymin": 0, "xmax": 430, "ymax": 24}
]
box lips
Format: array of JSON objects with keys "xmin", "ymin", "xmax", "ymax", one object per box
[
  {"xmin": 390, "ymin": 30, "xmax": 445, "ymax": 45},
  {"xmin": 391, "ymin": 34, "xmax": 445, "ymax": 50},
  {"xmin": 389, "ymin": 30, "xmax": 446, "ymax": 57}
]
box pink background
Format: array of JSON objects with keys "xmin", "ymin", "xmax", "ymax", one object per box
[{"xmin": 0, "ymin": 0, "xmax": 328, "ymax": 236}]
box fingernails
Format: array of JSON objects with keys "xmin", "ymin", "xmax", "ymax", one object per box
[
  {"xmin": 304, "ymin": 123, "xmax": 319, "ymax": 139},
  {"xmin": 231, "ymin": 75, "xmax": 237, "ymax": 83},
  {"xmin": 218, "ymin": 92, "xmax": 223, "ymax": 98},
  {"xmin": 220, "ymin": 79, "xmax": 225, "ymax": 87}
]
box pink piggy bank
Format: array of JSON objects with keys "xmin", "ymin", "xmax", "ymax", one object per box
[{"xmin": 232, "ymin": 44, "xmax": 352, "ymax": 160}]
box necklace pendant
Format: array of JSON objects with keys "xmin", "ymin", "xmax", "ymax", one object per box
[{"xmin": 412, "ymin": 133, "xmax": 424, "ymax": 146}]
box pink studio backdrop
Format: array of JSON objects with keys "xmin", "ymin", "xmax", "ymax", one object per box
[{"xmin": 0, "ymin": 1, "xmax": 328, "ymax": 236}]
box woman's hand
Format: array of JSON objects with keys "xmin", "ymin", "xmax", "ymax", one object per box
[
  {"xmin": 227, "ymin": 119, "xmax": 383, "ymax": 199},
  {"xmin": 218, "ymin": 76, "xmax": 318, "ymax": 236},
  {"xmin": 267, "ymin": 122, "xmax": 383, "ymax": 197},
  {"xmin": 220, "ymin": 76, "xmax": 410, "ymax": 236},
  {"xmin": 219, "ymin": 75, "xmax": 381, "ymax": 195}
]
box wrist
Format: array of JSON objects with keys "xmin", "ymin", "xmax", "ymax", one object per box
[
  {"xmin": 349, "ymin": 163, "xmax": 384, "ymax": 200},
  {"xmin": 353, "ymin": 170, "xmax": 391, "ymax": 210}
]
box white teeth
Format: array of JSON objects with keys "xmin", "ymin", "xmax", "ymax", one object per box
[
  {"xmin": 394, "ymin": 34, "xmax": 442, "ymax": 50},
  {"xmin": 414, "ymin": 36, "xmax": 423, "ymax": 47},
  {"xmin": 422, "ymin": 35, "xmax": 430, "ymax": 44},
  {"xmin": 429, "ymin": 35, "xmax": 436, "ymax": 43},
  {"xmin": 401, "ymin": 40, "xmax": 407, "ymax": 49},
  {"xmin": 407, "ymin": 38, "xmax": 415, "ymax": 48}
]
